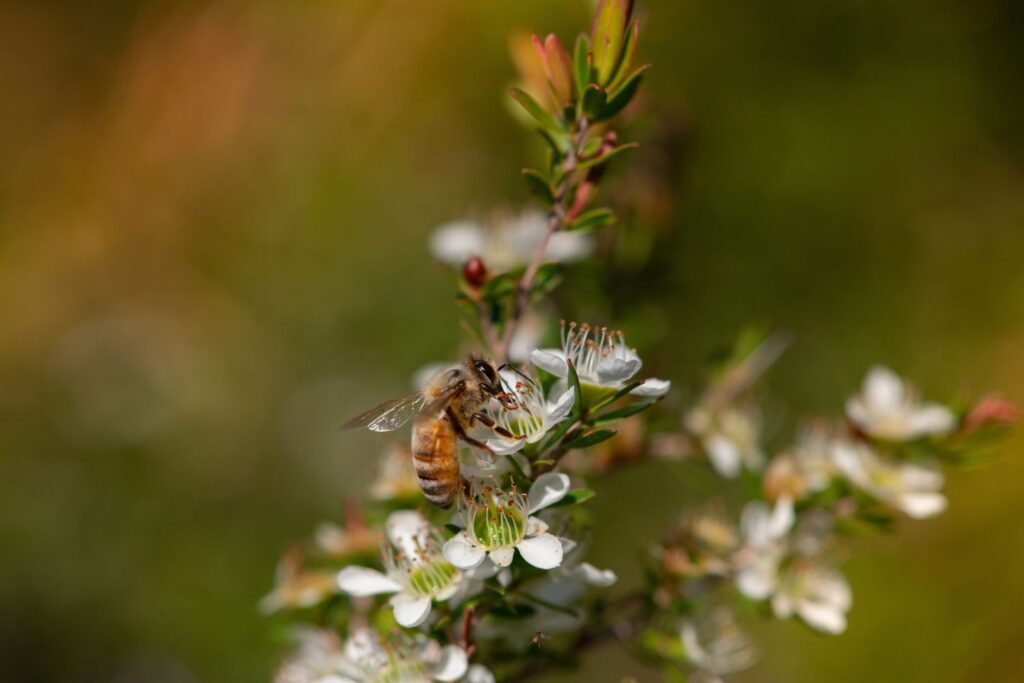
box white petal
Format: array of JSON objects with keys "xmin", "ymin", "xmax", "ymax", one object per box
[
  {"xmin": 897, "ymin": 491, "xmax": 948, "ymax": 519},
  {"xmin": 768, "ymin": 497, "xmax": 795, "ymax": 538},
  {"xmin": 577, "ymin": 562, "xmax": 617, "ymax": 587},
  {"xmin": 497, "ymin": 568, "xmax": 513, "ymax": 588},
  {"xmin": 525, "ymin": 516, "xmax": 549, "ymax": 535},
  {"xmin": 559, "ymin": 536, "xmax": 578, "ymax": 556},
  {"xmin": 546, "ymin": 230, "xmax": 594, "ymax": 263},
  {"xmin": 908, "ymin": 404, "xmax": 955, "ymax": 436},
  {"xmin": 736, "ymin": 563, "xmax": 776, "ymax": 600},
  {"xmin": 528, "ymin": 472, "xmax": 571, "ymax": 513},
  {"xmin": 386, "ymin": 510, "xmax": 429, "ymax": 548},
  {"xmin": 546, "ymin": 387, "xmax": 576, "ymax": 421},
  {"xmin": 630, "ymin": 378, "xmax": 671, "ymax": 397},
  {"xmin": 706, "ymin": 435, "xmax": 741, "ymax": 478},
  {"xmin": 465, "ymin": 558, "xmax": 500, "ymax": 580},
  {"xmin": 530, "ymin": 348, "xmax": 568, "ymax": 377},
  {"xmin": 797, "ymin": 601, "xmax": 847, "ymax": 634},
  {"xmin": 430, "ymin": 645, "xmax": 469, "ymax": 682},
  {"xmin": 429, "ymin": 221, "xmax": 485, "ymax": 265},
  {"xmin": 336, "ymin": 566, "xmax": 401, "ymax": 596},
  {"xmin": 443, "ymin": 533, "xmax": 486, "ymax": 569},
  {"xmin": 489, "ymin": 547, "xmax": 516, "ymax": 567},
  {"xmin": 390, "ymin": 593, "xmax": 432, "ymax": 628},
  {"xmin": 864, "ymin": 365, "xmax": 904, "ymax": 411},
  {"xmin": 465, "ymin": 664, "xmax": 496, "ymax": 683},
  {"xmin": 517, "ymin": 532, "xmax": 564, "ymax": 569},
  {"xmin": 486, "ymin": 436, "xmax": 526, "ymax": 455},
  {"xmin": 596, "ymin": 355, "xmax": 642, "ymax": 384}
]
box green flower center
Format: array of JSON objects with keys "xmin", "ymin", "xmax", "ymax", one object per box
[
  {"xmin": 406, "ymin": 560, "xmax": 458, "ymax": 597},
  {"xmin": 471, "ymin": 504, "xmax": 526, "ymax": 549}
]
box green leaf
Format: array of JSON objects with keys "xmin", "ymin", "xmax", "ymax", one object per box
[
  {"xmin": 490, "ymin": 602, "xmax": 537, "ymax": 619},
  {"xmin": 532, "ymin": 262, "xmax": 562, "ymax": 295},
  {"xmin": 580, "ymin": 136, "xmax": 603, "ymax": 158},
  {"xmin": 521, "ymin": 168, "xmax": 555, "ymax": 205},
  {"xmin": 483, "ymin": 271, "xmax": 519, "ymax": 300},
  {"xmin": 606, "ymin": 19, "xmax": 639, "ymax": 91},
  {"xmin": 509, "ymin": 87, "xmax": 564, "ymax": 133},
  {"xmin": 573, "ymin": 34, "xmax": 591, "ymax": 99},
  {"xmin": 577, "ymin": 142, "xmax": 639, "ymax": 170},
  {"xmin": 592, "ymin": 379, "xmax": 646, "ymax": 410},
  {"xmin": 550, "ymin": 488, "xmax": 596, "ymax": 507},
  {"xmin": 592, "ymin": 399, "xmax": 657, "ymax": 426},
  {"xmin": 566, "ymin": 428, "xmax": 617, "ymax": 449},
  {"xmin": 565, "ymin": 207, "xmax": 616, "ymax": 232},
  {"xmin": 591, "ymin": 0, "xmax": 632, "ymax": 84},
  {"xmin": 567, "ymin": 359, "xmax": 583, "ymax": 419},
  {"xmin": 581, "ymin": 84, "xmax": 607, "ymax": 119},
  {"xmin": 595, "ymin": 64, "xmax": 649, "ymax": 121}
]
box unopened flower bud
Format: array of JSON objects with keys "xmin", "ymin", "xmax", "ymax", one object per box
[{"xmin": 463, "ymin": 256, "xmax": 488, "ymax": 288}]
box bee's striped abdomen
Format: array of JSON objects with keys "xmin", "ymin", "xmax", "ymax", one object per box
[{"xmin": 411, "ymin": 414, "xmax": 460, "ymax": 508}]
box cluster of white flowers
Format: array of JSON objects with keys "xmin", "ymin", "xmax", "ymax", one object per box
[
  {"xmin": 656, "ymin": 363, "xmax": 966, "ymax": 681},
  {"xmin": 265, "ymin": 3, "xmax": 1012, "ymax": 677},
  {"xmin": 276, "ymin": 628, "xmax": 493, "ymax": 683},
  {"xmin": 430, "ymin": 211, "xmax": 593, "ymax": 272}
]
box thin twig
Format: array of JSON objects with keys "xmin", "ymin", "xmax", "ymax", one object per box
[{"xmin": 498, "ymin": 119, "xmax": 590, "ymax": 362}]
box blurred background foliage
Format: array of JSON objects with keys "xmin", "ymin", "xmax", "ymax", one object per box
[{"xmin": 1, "ymin": 0, "xmax": 1022, "ymax": 681}]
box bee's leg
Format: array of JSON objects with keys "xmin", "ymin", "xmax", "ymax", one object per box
[
  {"xmin": 471, "ymin": 412, "xmax": 519, "ymax": 440},
  {"xmin": 446, "ymin": 407, "xmax": 497, "ymax": 455}
]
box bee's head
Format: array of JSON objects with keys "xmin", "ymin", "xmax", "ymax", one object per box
[{"xmin": 466, "ymin": 354, "xmax": 502, "ymax": 395}]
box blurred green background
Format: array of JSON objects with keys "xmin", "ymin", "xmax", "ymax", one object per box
[{"xmin": 1, "ymin": 0, "xmax": 1022, "ymax": 681}]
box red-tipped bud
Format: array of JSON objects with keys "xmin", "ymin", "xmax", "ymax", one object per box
[
  {"xmin": 591, "ymin": 0, "xmax": 634, "ymax": 84},
  {"xmin": 462, "ymin": 256, "xmax": 488, "ymax": 289},
  {"xmin": 565, "ymin": 181, "xmax": 595, "ymax": 222},
  {"xmin": 598, "ymin": 130, "xmax": 619, "ymax": 155},
  {"xmin": 544, "ymin": 34, "xmax": 574, "ymax": 105},
  {"xmin": 962, "ymin": 396, "xmax": 1019, "ymax": 434}
]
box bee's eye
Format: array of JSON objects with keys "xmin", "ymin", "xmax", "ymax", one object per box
[{"xmin": 475, "ymin": 361, "xmax": 496, "ymax": 383}]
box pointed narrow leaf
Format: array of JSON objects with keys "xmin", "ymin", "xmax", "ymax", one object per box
[
  {"xmin": 573, "ymin": 34, "xmax": 591, "ymax": 98},
  {"xmin": 509, "ymin": 87, "xmax": 564, "ymax": 133},
  {"xmin": 522, "ymin": 168, "xmax": 555, "ymax": 205},
  {"xmin": 567, "ymin": 359, "xmax": 583, "ymax": 419},
  {"xmin": 577, "ymin": 142, "xmax": 639, "ymax": 170},
  {"xmin": 565, "ymin": 207, "xmax": 616, "ymax": 232},
  {"xmin": 532, "ymin": 262, "xmax": 562, "ymax": 295},
  {"xmin": 607, "ymin": 19, "xmax": 639, "ymax": 91},
  {"xmin": 550, "ymin": 488, "xmax": 597, "ymax": 507},
  {"xmin": 591, "ymin": 0, "xmax": 633, "ymax": 84},
  {"xmin": 544, "ymin": 34, "xmax": 574, "ymax": 105},
  {"xmin": 592, "ymin": 399, "xmax": 658, "ymax": 426},
  {"xmin": 566, "ymin": 428, "xmax": 617, "ymax": 449},
  {"xmin": 581, "ymin": 136, "xmax": 603, "ymax": 158},
  {"xmin": 595, "ymin": 65, "xmax": 648, "ymax": 121},
  {"xmin": 582, "ymin": 84, "xmax": 607, "ymax": 120}
]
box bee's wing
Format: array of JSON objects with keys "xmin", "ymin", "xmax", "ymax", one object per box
[{"xmin": 341, "ymin": 392, "xmax": 428, "ymax": 433}]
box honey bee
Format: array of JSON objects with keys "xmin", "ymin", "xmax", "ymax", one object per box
[{"xmin": 341, "ymin": 355, "xmax": 520, "ymax": 508}]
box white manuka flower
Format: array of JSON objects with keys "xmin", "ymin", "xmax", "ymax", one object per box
[
  {"xmin": 681, "ymin": 607, "xmax": 758, "ymax": 682},
  {"xmin": 762, "ymin": 422, "xmax": 839, "ymax": 502},
  {"xmin": 429, "ymin": 211, "xmax": 592, "ymax": 270},
  {"xmin": 686, "ymin": 405, "xmax": 765, "ymax": 479},
  {"xmin": 337, "ymin": 511, "xmax": 463, "ymax": 628},
  {"xmin": 484, "ymin": 369, "xmax": 574, "ymax": 455},
  {"xmin": 734, "ymin": 498, "xmax": 852, "ymax": 634},
  {"xmin": 769, "ymin": 559, "xmax": 853, "ymax": 635},
  {"xmin": 846, "ymin": 365, "xmax": 955, "ymax": 441},
  {"xmin": 530, "ymin": 321, "xmax": 671, "ymax": 397},
  {"xmin": 443, "ymin": 473, "xmax": 570, "ymax": 570},
  {"xmin": 280, "ymin": 627, "xmax": 478, "ymax": 683},
  {"xmin": 832, "ymin": 441, "xmax": 947, "ymax": 519}
]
